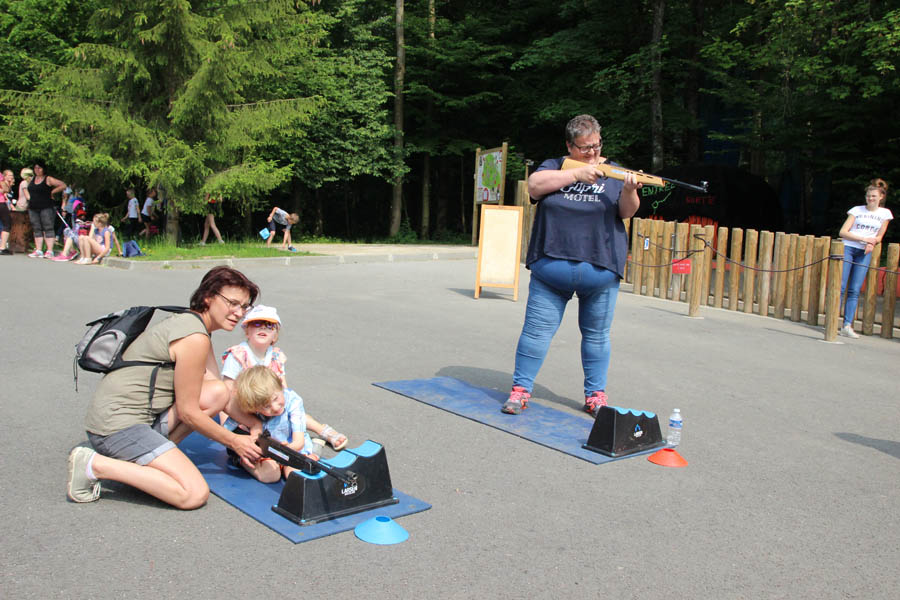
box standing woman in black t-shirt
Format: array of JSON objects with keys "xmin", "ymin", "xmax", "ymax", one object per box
[
  {"xmin": 25, "ymin": 160, "xmax": 67, "ymax": 258},
  {"xmin": 501, "ymin": 114, "xmax": 641, "ymax": 416}
]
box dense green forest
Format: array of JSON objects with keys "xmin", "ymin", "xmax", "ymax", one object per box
[{"xmin": 1, "ymin": 0, "xmax": 899, "ymax": 243}]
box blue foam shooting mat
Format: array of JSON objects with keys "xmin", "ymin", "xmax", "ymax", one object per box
[
  {"xmin": 373, "ymin": 376, "xmax": 660, "ymax": 465},
  {"xmin": 178, "ymin": 433, "xmax": 431, "ymax": 544}
]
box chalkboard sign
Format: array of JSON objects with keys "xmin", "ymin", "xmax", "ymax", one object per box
[{"xmin": 474, "ymin": 204, "xmax": 523, "ymax": 301}]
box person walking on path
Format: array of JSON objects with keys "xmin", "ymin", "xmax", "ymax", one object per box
[{"xmin": 200, "ymin": 193, "xmax": 225, "ymax": 245}]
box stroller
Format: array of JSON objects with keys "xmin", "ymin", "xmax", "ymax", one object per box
[{"xmin": 55, "ymin": 199, "xmax": 90, "ymax": 261}]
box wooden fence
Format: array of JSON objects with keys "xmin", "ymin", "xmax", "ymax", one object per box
[{"xmin": 515, "ymin": 182, "xmax": 900, "ymax": 339}]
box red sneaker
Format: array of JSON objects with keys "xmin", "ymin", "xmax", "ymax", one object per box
[
  {"xmin": 501, "ymin": 386, "xmax": 531, "ymax": 415},
  {"xmin": 583, "ymin": 391, "xmax": 608, "ymax": 417}
]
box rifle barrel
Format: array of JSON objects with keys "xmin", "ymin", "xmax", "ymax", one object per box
[{"xmin": 660, "ymin": 176, "xmax": 709, "ymax": 194}]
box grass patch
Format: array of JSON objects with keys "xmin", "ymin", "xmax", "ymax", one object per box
[
  {"xmin": 127, "ymin": 231, "xmax": 471, "ymax": 261},
  {"xmin": 130, "ymin": 239, "xmax": 313, "ymax": 261}
]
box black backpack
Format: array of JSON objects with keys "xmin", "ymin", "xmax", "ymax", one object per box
[{"xmin": 74, "ymin": 305, "xmax": 202, "ymax": 402}]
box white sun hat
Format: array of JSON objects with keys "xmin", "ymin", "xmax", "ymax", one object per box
[{"xmin": 241, "ymin": 304, "xmax": 281, "ymax": 328}]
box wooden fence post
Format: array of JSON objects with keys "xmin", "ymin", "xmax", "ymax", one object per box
[
  {"xmin": 881, "ymin": 243, "xmax": 899, "ymax": 339},
  {"xmin": 729, "ymin": 228, "xmax": 743, "ymax": 310},
  {"xmin": 688, "ymin": 224, "xmax": 704, "ymax": 316},
  {"xmin": 773, "ymin": 232, "xmax": 788, "ymax": 319},
  {"xmin": 673, "ymin": 222, "xmax": 690, "ymax": 302},
  {"xmin": 623, "ymin": 218, "xmax": 631, "ymax": 283},
  {"xmin": 713, "ymin": 226, "xmax": 728, "ymax": 308},
  {"xmin": 758, "ymin": 231, "xmax": 774, "ymax": 316},
  {"xmin": 742, "ymin": 229, "xmax": 759, "ymax": 314},
  {"xmin": 645, "ymin": 219, "xmax": 662, "ymax": 298},
  {"xmin": 817, "ymin": 236, "xmax": 831, "ymax": 315},
  {"xmin": 824, "ymin": 240, "xmax": 843, "ymax": 341},
  {"xmin": 785, "ymin": 234, "xmax": 799, "ymax": 319},
  {"xmin": 800, "ymin": 235, "xmax": 815, "ymax": 314},
  {"xmin": 631, "ymin": 218, "xmax": 645, "ymax": 294},
  {"xmin": 701, "ymin": 224, "xmax": 715, "ymax": 305},
  {"xmin": 861, "ymin": 242, "xmax": 881, "ymax": 335},
  {"xmin": 807, "ymin": 237, "xmax": 828, "ymax": 326},
  {"xmin": 660, "ymin": 221, "xmax": 675, "ymax": 299},
  {"xmin": 517, "ymin": 181, "xmax": 534, "ymax": 264}
]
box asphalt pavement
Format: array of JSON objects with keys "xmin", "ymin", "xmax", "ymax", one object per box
[{"xmin": 1, "ymin": 248, "xmax": 898, "ymax": 599}]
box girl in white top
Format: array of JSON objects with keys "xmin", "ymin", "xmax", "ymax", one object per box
[
  {"xmin": 837, "ymin": 178, "xmax": 893, "ymax": 337},
  {"xmin": 139, "ymin": 188, "xmax": 157, "ymax": 239}
]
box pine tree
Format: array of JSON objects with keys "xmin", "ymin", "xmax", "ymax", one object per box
[{"xmin": 0, "ymin": 0, "xmax": 330, "ymax": 241}]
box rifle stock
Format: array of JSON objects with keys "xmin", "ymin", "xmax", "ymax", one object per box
[{"xmin": 561, "ymin": 158, "xmax": 708, "ymax": 193}]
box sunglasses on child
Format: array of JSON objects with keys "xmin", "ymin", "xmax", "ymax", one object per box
[{"xmin": 246, "ymin": 320, "xmax": 278, "ymax": 330}]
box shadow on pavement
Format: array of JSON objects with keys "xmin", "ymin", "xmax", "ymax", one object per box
[{"xmin": 834, "ymin": 432, "xmax": 900, "ymax": 460}]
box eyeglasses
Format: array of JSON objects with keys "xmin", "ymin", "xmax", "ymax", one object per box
[
  {"xmin": 216, "ymin": 292, "xmax": 253, "ymax": 313},
  {"xmin": 246, "ymin": 320, "xmax": 278, "ymax": 330},
  {"xmin": 573, "ymin": 141, "xmax": 602, "ymax": 153}
]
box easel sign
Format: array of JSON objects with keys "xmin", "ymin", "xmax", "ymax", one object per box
[
  {"xmin": 471, "ymin": 142, "xmax": 508, "ymax": 245},
  {"xmin": 474, "ymin": 204, "xmax": 523, "ymax": 301}
]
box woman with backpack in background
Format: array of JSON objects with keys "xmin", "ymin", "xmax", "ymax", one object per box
[{"xmin": 66, "ymin": 267, "xmax": 266, "ymax": 509}]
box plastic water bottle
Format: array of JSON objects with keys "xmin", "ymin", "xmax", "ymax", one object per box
[{"xmin": 667, "ymin": 408, "xmax": 682, "ymax": 447}]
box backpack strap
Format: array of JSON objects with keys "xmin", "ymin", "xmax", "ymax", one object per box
[
  {"xmin": 139, "ymin": 309, "xmax": 207, "ymax": 406},
  {"xmin": 121, "ymin": 308, "xmax": 206, "ymax": 406}
]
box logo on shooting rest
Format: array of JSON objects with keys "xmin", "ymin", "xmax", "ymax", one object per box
[
  {"xmin": 341, "ymin": 482, "xmax": 359, "ymax": 497},
  {"xmin": 633, "ymin": 424, "xmax": 644, "ymax": 439}
]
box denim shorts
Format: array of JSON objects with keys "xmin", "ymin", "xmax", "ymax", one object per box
[{"xmin": 87, "ymin": 412, "xmax": 175, "ymax": 466}]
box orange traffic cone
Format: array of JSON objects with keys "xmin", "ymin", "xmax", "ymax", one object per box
[{"xmin": 648, "ymin": 447, "xmax": 687, "ymax": 467}]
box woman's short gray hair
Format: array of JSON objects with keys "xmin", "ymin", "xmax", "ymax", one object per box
[{"xmin": 565, "ymin": 114, "xmax": 601, "ymax": 144}]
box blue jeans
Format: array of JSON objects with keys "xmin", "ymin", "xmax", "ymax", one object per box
[
  {"xmin": 513, "ymin": 257, "xmax": 620, "ymax": 396},
  {"xmin": 840, "ymin": 245, "xmax": 873, "ymax": 326}
]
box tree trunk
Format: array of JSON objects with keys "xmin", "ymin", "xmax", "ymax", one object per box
[
  {"xmin": 420, "ymin": 0, "xmax": 435, "ymax": 240},
  {"xmin": 435, "ymin": 160, "xmax": 447, "ymax": 234},
  {"xmin": 421, "ymin": 154, "xmax": 431, "ymax": 239},
  {"xmin": 390, "ymin": 0, "xmax": 405, "ymax": 237},
  {"xmin": 685, "ymin": 0, "xmax": 704, "ymax": 163},
  {"xmin": 459, "ymin": 156, "xmax": 466, "ymax": 233},
  {"xmin": 160, "ymin": 186, "xmax": 180, "ymax": 245},
  {"xmin": 650, "ymin": 0, "xmax": 666, "ymax": 172},
  {"xmin": 314, "ymin": 188, "xmax": 324, "ymax": 236}
]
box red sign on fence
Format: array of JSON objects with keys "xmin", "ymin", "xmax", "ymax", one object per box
[{"xmin": 672, "ymin": 259, "xmax": 691, "ymax": 274}]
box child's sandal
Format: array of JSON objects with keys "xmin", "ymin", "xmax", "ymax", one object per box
[{"xmin": 320, "ymin": 425, "xmax": 347, "ymax": 451}]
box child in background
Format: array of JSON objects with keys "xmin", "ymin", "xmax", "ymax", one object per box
[
  {"xmin": 120, "ymin": 188, "xmax": 140, "ymax": 238},
  {"xmin": 139, "ymin": 188, "xmax": 157, "ymax": 240},
  {"xmin": 221, "ymin": 305, "xmax": 348, "ymax": 451},
  {"xmin": 77, "ymin": 213, "xmax": 115, "ymax": 264},
  {"xmin": 837, "ymin": 178, "xmax": 893, "ymax": 338},
  {"xmin": 266, "ymin": 206, "xmax": 300, "ymax": 251},
  {"xmin": 53, "ymin": 197, "xmax": 90, "ymax": 261},
  {"xmin": 223, "ymin": 366, "xmax": 316, "ymax": 483}
]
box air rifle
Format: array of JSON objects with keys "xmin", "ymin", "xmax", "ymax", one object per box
[
  {"xmin": 561, "ymin": 158, "xmax": 709, "ymax": 193},
  {"xmin": 256, "ymin": 430, "xmax": 358, "ymax": 485}
]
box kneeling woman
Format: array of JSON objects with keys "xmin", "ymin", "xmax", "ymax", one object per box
[{"xmin": 67, "ymin": 266, "xmax": 264, "ymax": 508}]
